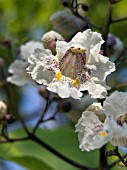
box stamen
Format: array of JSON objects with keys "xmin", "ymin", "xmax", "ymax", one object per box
[
  {"xmin": 70, "ymin": 47, "xmax": 87, "ymax": 53},
  {"xmin": 56, "ymin": 72, "xmax": 62, "ymax": 80},
  {"xmin": 59, "ymin": 47, "xmax": 88, "ymax": 81},
  {"xmin": 100, "ymin": 131, "xmax": 108, "ymax": 137},
  {"xmin": 73, "ymin": 79, "xmax": 79, "ymax": 87}
]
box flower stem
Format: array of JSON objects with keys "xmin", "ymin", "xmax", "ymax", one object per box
[
  {"xmin": 100, "ymin": 145, "xmax": 108, "ymax": 169},
  {"xmin": 112, "ymin": 16, "xmax": 127, "ymax": 23},
  {"xmin": 101, "ymin": 2, "xmax": 114, "ymax": 55}
]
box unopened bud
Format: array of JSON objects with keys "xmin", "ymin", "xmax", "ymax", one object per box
[
  {"xmin": 5, "ymin": 114, "xmax": 15, "ymax": 124},
  {"xmin": 81, "ymin": 4, "xmax": 89, "ymax": 12},
  {"xmin": 59, "ymin": 101, "xmax": 71, "ymax": 112},
  {"xmin": 108, "ymin": 35, "xmax": 116, "ymax": 47},
  {"xmin": 2, "ymin": 38, "xmax": 11, "ymax": 49},
  {"xmin": 41, "ymin": 30, "xmax": 64, "ymax": 52},
  {"xmin": 39, "ymin": 86, "xmax": 49, "ymax": 99},
  {"xmin": 86, "ymin": 103, "xmax": 106, "ymax": 122},
  {"xmin": 0, "ymin": 58, "xmax": 5, "ymax": 68},
  {"xmin": 108, "ymin": 33, "xmax": 123, "ymax": 56},
  {"xmin": 62, "ymin": 0, "xmax": 69, "ymax": 7},
  {"xmin": 0, "ymin": 101, "xmax": 7, "ymax": 119}
]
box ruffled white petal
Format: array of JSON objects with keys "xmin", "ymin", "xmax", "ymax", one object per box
[
  {"xmin": 20, "ymin": 41, "xmax": 44, "ymax": 61},
  {"xmin": 103, "ymin": 91, "xmax": 127, "ymax": 118},
  {"xmin": 56, "ymin": 41, "xmax": 69, "ymax": 59},
  {"xmin": 89, "ymin": 54, "xmax": 115, "ymax": 81},
  {"xmin": 47, "ymin": 78, "xmax": 83, "ymax": 99},
  {"xmin": 27, "ymin": 48, "xmax": 55, "ymax": 85},
  {"xmin": 7, "ymin": 60, "xmax": 32, "ymax": 86},
  {"xmin": 80, "ymin": 78, "xmax": 109, "ymax": 98},
  {"xmin": 111, "ymin": 136, "xmax": 127, "ymax": 147},
  {"xmin": 71, "ymin": 29, "xmax": 104, "ymax": 54}
]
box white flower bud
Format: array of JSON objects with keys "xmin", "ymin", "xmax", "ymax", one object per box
[
  {"xmin": 86, "ymin": 103, "xmax": 106, "ymax": 122},
  {"xmin": 41, "ymin": 30, "xmax": 64, "ymax": 51},
  {"xmin": 0, "ymin": 101, "xmax": 7, "ymax": 119},
  {"xmin": 50, "ymin": 9, "xmax": 85, "ymax": 37}
]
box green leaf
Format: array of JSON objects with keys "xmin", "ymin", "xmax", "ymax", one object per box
[
  {"xmin": 8, "ymin": 156, "xmax": 55, "ymax": 170},
  {"xmin": 0, "ymin": 127, "xmax": 99, "ymax": 170}
]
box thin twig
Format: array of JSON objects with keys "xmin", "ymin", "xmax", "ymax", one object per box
[
  {"xmin": 110, "ymin": 82, "xmax": 127, "ymax": 92},
  {"xmin": 105, "ymin": 151, "xmax": 127, "ymax": 169},
  {"xmin": 70, "ymin": 0, "xmax": 101, "ymax": 30},
  {"xmin": 114, "ymin": 147, "xmax": 126, "ymax": 166},
  {"xmin": 112, "ymin": 16, "xmax": 127, "ymax": 23},
  {"xmin": 32, "ymin": 94, "xmax": 52, "ymax": 134},
  {"xmin": 75, "ymin": 12, "xmax": 101, "ymax": 30},
  {"xmin": 30, "ymin": 134, "xmax": 96, "ymax": 170},
  {"xmin": 101, "ymin": 2, "xmax": 114, "ymax": 55},
  {"xmin": 0, "ymin": 136, "xmax": 29, "ymax": 144}
]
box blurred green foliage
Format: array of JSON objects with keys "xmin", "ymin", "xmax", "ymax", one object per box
[
  {"xmin": 0, "ymin": 127, "xmax": 99, "ymax": 170},
  {"xmin": 0, "ymin": 0, "xmax": 62, "ymax": 41},
  {"xmin": 0, "ymin": 0, "xmax": 127, "ymax": 41},
  {"xmin": 86, "ymin": 0, "xmax": 127, "ymax": 42}
]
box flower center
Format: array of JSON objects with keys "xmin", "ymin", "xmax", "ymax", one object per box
[
  {"xmin": 73, "ymin": 79, "xmax": 79, "ymax": 87},
  {"xmin": 58, "ymin": 47, "xmax": 88, "ymax": 83}
]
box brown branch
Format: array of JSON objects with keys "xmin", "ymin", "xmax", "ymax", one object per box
[
  {"xmin": 32, "ymin": 94, "xmax": 53, "ymax": 134},
  {"xmin": 100, "ymin": 145, "xmax": 108, "ymax": 169},
  {"xmin": 29, "ymin": 133, "xmax": 97, "ymax": 170},
  {"xmin": 112, "ymin": 16, "xmax": 127, "ymax": 23},
  {"xmin": 74, "ymin": 12, "xmax": 101, "ymax": 30},
  {"xmin": 105, "ymin": 148, "xmax": 127, "ymax": 169},
  {"xmin": 101, "ymin": 2, "xmax": 114, "ymax": 55},
  {"xmin": 111, "ymin": 83, "xmax": 127, "ymax": 91},
  {"xmin": 69, "ymin": 0, "xmax": 101, "ymax": 30},
  {"xmin": 113, "ymin": 147, "xmax": 127, "ymax": 166},
  {"xmin": 0, "ymin": 136, "xmax": 29, "ymax": 144}
]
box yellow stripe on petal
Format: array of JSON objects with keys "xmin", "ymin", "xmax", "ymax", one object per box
[
  {"xmin": 73, "ymin": 79, "xmax": 79, "ymax": 87},
  {"xmin": 56, "ymin": 72, "xmax": 62, "ymax": 80},
  {"xmin": 100, "ymin": 131, "xmax": 108, "ymax": 137}
]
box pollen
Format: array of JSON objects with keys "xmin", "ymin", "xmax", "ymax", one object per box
[
  {"xmin": 56, "ymin": 72, "xmax": 62, "ymax": 80},
  {"xmin": 73, "ymin": 79, "xmax": 79, "ymax": 87},
  {"xmin": 100, "ymin": 131, "xmax": 108, "ymax": 137},
  {"xmin": 70, "ymin": 47, "xmax": 87, "ymax": 53}
]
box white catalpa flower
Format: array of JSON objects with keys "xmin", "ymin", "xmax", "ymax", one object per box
[
  {"xmin": 7, "ymin": 41, "xmax": 44, "ymax": 86},
  {"xmin": 75, "ymin": 91, "xmax": 127, "ymax": 151},
  {"xmin": 27, "ymin": 29, "xmax": 115, "ymax": 99}
]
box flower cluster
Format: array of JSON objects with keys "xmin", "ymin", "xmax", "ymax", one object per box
[
  {"xmin": 7, "ymin": 27, "xmax": 127, "ymax": 153},
  {"xmin": 75, "ymin": 91, "xmax": 127, "ymax": 151},
  {"xmin": 27, "ymin": 29, "xmax": 115, "ymax": 99}
]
